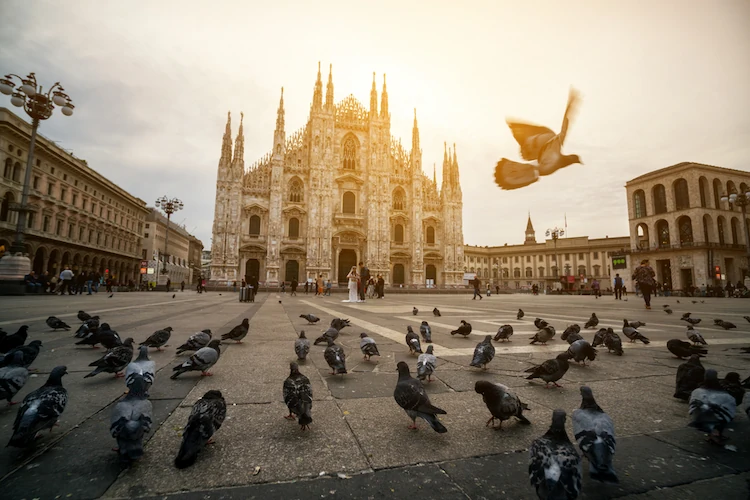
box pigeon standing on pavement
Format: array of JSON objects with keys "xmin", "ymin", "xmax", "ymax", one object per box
[
  {"xmin": 314, "ymin": 327, "xmax": 340, "ymax": 346},
  {"xmin": 674, "ymin": 354, "xmax": 705, "ymax": 401},
  {"xmin": 174, "ymin": 390, "xmax": 227, "ymax": 469},
  {"xmin": 283, "ymin": 362, "xmax": 313, "ymax": 431},
  {"xmin": 85, "ymin": 338, "xmax": 134, "ymax": 379},
  {"xmin": 494, "ymin": 324, "xmax": 514, "ymax": 342},
  {"xmin": 433, "ymin": 307, "xmax": 441, "ymax": 317},
  {"xmin": 220, "ymin": 318, "xmax": 249, "ymax": 343},
  {"xmin": 566, "ymin": 339, "xmax": 597, "ymax": 365},
  {"xmin": 584, "ymin": 313, "xmax": 599, "ymax": 329},
  {"xmin": 420, "ymin": 321, "xmax": 432, "ymax": 343},
  {"xmin": 75, "ymin": 316, "xmax": 101, "ymax": 338},
  {"xmin": 110, "ymin": 373, "xmax": 153, "ymax": 465},
  {"xmin": 470, "ymin": 335, "xmax": 496, "ymax": 370},
  {"xmin": 719, "ymin": 372, "xmax": 745, "ymax": 406},
  {"xmin": 406, "ymin": 326, "xmax": 423, "ymax": 354},
  {"xmin": 688, "ymin": 369, "xmax": 736, "ymax": 445},
  {"xmin": 528, "ymin": 409, "xmax": 582, "ymax": 499},
  {"xmin": 412, "ymin": 307, "xmax": 419, "ymax": 316},
  {"xmin": 686, "ymin": 326, "xmax": 707, "ymax": 345},
  {"xmin": 0, "ymin": 352, "xmax": 29, "ymax": 405},
  {"xmin": 562, "ymin": 325, "xmax": 583, "ymax": 345},
  {"xmin": 140, "ymin": 327, "xmax": 173, "ymax": 351},
  {"xmin": 77, "ymin": 310, "xmax": 92, "ymax": 322},
  {"xmin": 359, "ymin": 333, "xmax": 380, "ymax": 360},
  {"xmin": 46, "ymin": 316, "xmax": 70, "ymax": 331},
  {"xmin": 170, "ymin": 340, "xmax": 221, "ymax": 379},
  {"xmin": 622, "ymin": 320, "xmax": 650, "ymax": 344},
  {"xmin": 517, "ymin": 308, "xmax": 524, "ymax": 320},
  {"xmin": 572, "ymin": 387, "xmax": 618, "ymax": 483},
  {"xmin": 603, "ymin": 329, "xmax": 624, "ymax": 356},
  {"xmin": 299, "ymin": 314, "xmax": 320, "ymax": 325},
  {"xmin": 682, "ymin": 315, "xmax": 701, "ymax": 326},
  {"xmin": 7, "ymin": 366, "xmax": 68, "ymax": 448},
  {"xmin": 525, "ymin": 353, "xmax": 570, "ymax": 388},
  {"xmin": 125, "ymin": 346, "xmax": 156, "ymax": 393},
  {"xmin": 330, "ymin": 318, "xmax": 351, "ymax": 331},
  {"xmin": 715, "ymin": 319, "xmax": 736, "ymax": 330},
  {"xmin": 530, "ymin": 325, "xmax": 556, "ymax": 345},
  {"xmin": 664, "ymin": 306, "xmax": 673, "ymax": 315},
  {"xmin": 0, "ymin": 325, "xmax": 28, "ymax": 353},
  {"xmin": 475, "ymin": 381, "xmax": 530, "ymax": 430},
  {"xmin": 0, "ymin": 340, "xmax": 43, "ymax": 369},
  {"xmin": 324, "ymin": 338, "xmax": 347, "ymax": 375},
  {"xmin": 417, "ymin": 345, "xmax": 437, "ymax": 382},
  {"xmin": 176, "ymin": 330, "xmax": 212, "ymax": 355},
  {"xmin": 450, "ymin": 320, "xmax": 472, "ymax": 338},
  {"xmin": 667, "ymin": 339, "xmax": 707, "ymax": 359},
  {"xmin": 393, "ymin": 361, "xmax": 447, "ymax": 433},
  {"xmin": 534, "ymin": 318, "xmax": 549, "ymax": 329},
  {"xmin": 76, "ymin": 323, "xmax": 122, "ymax": 349},
  {"xmin": 627, "ymin": 320, "xmax": 646, "ymax": 329},
  {"xmin": 295, "ymin": 331, "xmax": 310, "ymax": 361},
  {"xmin": 592, "ymin": 328, "xmax": 608, "ymax": 348}
]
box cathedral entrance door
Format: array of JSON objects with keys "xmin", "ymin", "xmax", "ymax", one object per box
[
  {"xmin": 245, "ymin": 259, "xmax": 260, "ymax": 282},
  {"xmin": 338, "ymin": 249, "xmax": 357, "ymax": 285},
  {"xmin": 426, "ymin": 264, "xmax": 437, "ymax": 284},
  {"xmin": 393, "ymin": 264, "xmax": 405, "ymax": 284},
  {"xmin": 285, "ymin": 260, "xmax": 299, "ymax": 282}
]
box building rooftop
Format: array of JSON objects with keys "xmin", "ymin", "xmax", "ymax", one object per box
[{"xmin": 626, "ymin": 162, "xmax": 750, "ymax": 185}]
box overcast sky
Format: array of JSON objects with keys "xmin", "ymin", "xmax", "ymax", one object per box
[{"xmin": 2, "ymin": 0, "xmax": 749, "ymax": 250}]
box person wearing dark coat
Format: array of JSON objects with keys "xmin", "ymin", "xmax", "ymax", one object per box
[{"xmin": 291, "ymin": 278, "xmax": 298, "ymax": 296}]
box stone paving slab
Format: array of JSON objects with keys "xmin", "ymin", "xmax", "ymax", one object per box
[{"xmin": 617, "ymin": 472, "xmax": 750, "ymax": 500}]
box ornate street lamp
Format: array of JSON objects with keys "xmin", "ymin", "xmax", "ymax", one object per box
[
  {"xmin": 720, "ymin": 190, "xmax": 750, "ymax": 279},
  {"xmin": 546, "ymin": 227, "xmax": 565, "ymax": 292},
  {"xmin": 155, "ymin": 196, "xmax": 183, "ymax": 276},
  {"xmin": 0, "ymin": 72, "xmax": 74, "ymax": 286}
]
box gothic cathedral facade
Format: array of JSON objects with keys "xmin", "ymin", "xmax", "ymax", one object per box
[{"xmin": 209, "ymin": 64, "xmax": 464, "ymax": 287}]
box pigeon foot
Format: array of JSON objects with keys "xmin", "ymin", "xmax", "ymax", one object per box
[
  {"xmin": 114, "ymin": 372, "xmax": 125, "ymax": 378},
  {"xmin": 206, "ymin": 438, "xmax": 216, "ymax": 445},
  {"xmin": 407, "ymin": 424, "xmax": 419, "ymax": 430},
  {"xmin": 284, "ymin": 413, "xmax": 295, "ymax": 420},
  {"xmin": 485, "ymin": 416, "xmax": 495, "ymax": 427},
  {"xmin": 201, "ymin": 371, "xmax": 214, "ymax": 376},
  {"xmin": 300, "ymin": 424, "xmax": 310, "ymax": 431},
  {"xmin": 112, "ymin": 447, "xmax": 120, "ymax": 452}
]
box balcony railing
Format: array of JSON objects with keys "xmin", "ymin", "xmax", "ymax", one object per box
[{"xmin": 628, "ymin": 241, "xmax": 748, "ymax": 253}]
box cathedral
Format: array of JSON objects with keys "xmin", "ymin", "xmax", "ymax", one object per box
[{"xmin": 209, "ymin": 64, "xmax": 465, "ymax": 287}]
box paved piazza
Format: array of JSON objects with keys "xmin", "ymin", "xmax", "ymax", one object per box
[{"xmin": 0, "ymin": 290, "xmax": 748, "ymax": 499}]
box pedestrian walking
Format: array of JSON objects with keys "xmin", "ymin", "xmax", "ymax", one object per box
[
  {"xmin": 59, "ymin": 267, "xmax": 74, "ymax": 295},
  {"xmin": 613, "ymin": 273, "xmax": 623, "ymax": 300},
  {"xmin": 166, "ymin": 278, "xmax": 171, "ymax": 292},
  {"xmin": 291, "ymin": 277, "xmax": 298, "ymax": 296},
  {"xmin": 472, "ymin": 276, "xmax": 483, "ymax": 300},
  {"xmin": 181, "ymin": 280, "xmax": 185, "ymax": 292},
  {"xmin": 632, "ymin": 259, "xmax": 656, "ymax": 309},
  {"xmin": 316, "ymin": 275, "xmax": 324, "ymax": 296},
  {"xmin": 304, "ymin": 280, "xmax": 309, "ymax": 294},
  {"xmin": 377, "ymin": 274, "xmax": 385, "ymax": 298},
  {"xmin": 592, "ymin": 279, "xmax": 600, "ymax": 299}
]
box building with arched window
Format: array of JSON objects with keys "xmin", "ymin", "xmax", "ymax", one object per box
[
  {"xmin": 626, "ymin": 162, "xmax": 750, "ymax": 292},
  {"xmin": 210, "ymin": 65, "xmax": 464, "ymax": 287}
]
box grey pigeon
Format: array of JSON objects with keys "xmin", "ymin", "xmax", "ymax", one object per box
[
  {"xmin": 716, "ymin": 319, "xmax": 736, "ymax": 330},
  {"xmin": 450, "ymin": 320, "xmax": 472, "ymax": 337},
  {"xmin": 171, "ymin": 339, "xmax": 221, "ymax": 379},
  {"xmin": 528, "ymin": 409, "xmax": 582, "ymax": 499},
  {"xmin": 140, "ymin": 327, "xmax": 172, "ymax": 351},
  {"xmin": 517, "ymin": 308, "xmax": 524, "ymax": 320},
  {"xmin": 525, "ymin": 353, "xmax": 569, "ymax": 388},
  {"xmin": 412, "ymin": 307, "xmax": 418, "ymax": 316},
  {"xmin": 330, "ymin": 318, "xmax": 351, "ymax": 331},
  {"xmin": 77, "ymin": 310, "xmax": 92, "ymax": 322},
  {"xmin": 0, "ymin": 340, "xmax": 43, "ymax": 369},
  {"xmin": 584, "ymin": 313, "xmax": 598, "ymax": 329},
  {"xmin": 603, "ymin": 329, "xmax": 624, "ymax": 356},
  {"xmin": 359, "ymin": 333, "xmax": 380, "ymax": 360},
  {"xmin": 110, "ymin": 373, "xmax": 153, "ymax": 464},
  {"xmin": 0, "ymin": 352, "xmax": 29, "ymax": 405},
  {"xmin": 622, "ymin": 320, "xmax": 650, "ymax": 344},
  {"xmin": 564, "ymin": 331, "xmax": 584, "ymax": 345},
  {"xmin": 470, "ymin": 335, "xmax": 495, "ymax": 370},
  {"xmin": 76, "ymin": 323, "xmax": 121, "ymax": 349},
  {"xmin": 406, "ymin": 326, "xmax": 422, "ymax": 354},
  {"xmin": 324, "ymin": 338, "xmax": 347, "ymax": 375},
  {"xmin": 419, "ymin": 321, "xmax": 432, "ymax": 343},
  {"xmin": 46, "ymin": 316, "xmax": 70, "ymax": 331},
  {"xmin": 591, "ymin": 328, "xmax": 608, "ymax": 348},
  {"xmin": 627, "ymin": 320, "xmax": 646, "ymax": 329},
  {"xmin": 314, "ymin": 326, "xmax": 340, "ymax": 346},
  {"xmin": 664, "ymin": 307, "xmax": 673, "ymax": 315},
  {"xmin": 393, "ymin": 361, "xmax": 447, "ymax": 433},
  {"xmin": 433, "ymin": 307, "xmax": 441, "ymax": 317},
  {"xmin": 561, "ymin": 324, "xmax": 581, "ymax": 342},
  {"xmin": 530, "ymin": 325, "xmax": 555, "ymax": 345},
  {"xmin": 495, "ymin": 88, "xmax": 583, "ymax": 190},
  {"xmin": 689, "ymin": 369, "xmax": 736, "ymax": 444},
  {"xmin": 534, "ymin": 318, "xmax": 549, "ymax": 329},
  {"xmin": 174, "ymin": 390, "xmax": 226, "ymax": 468},
  {"xmin": 176, "ymin": 329, "xmax": 212, "ymax": 354},
  {"xmin": 475, "ymin": 381, "xmax": 530, "ymax": 430},
  {"xmin": 0, "ymin": 325, "xmax": 29, "ymax": 353},
  {"xmin": 681, "ymin": 313, "xmax": 701, "ymax": 326},
  {"xmin": 295, "ymin": 331, "xmax": 310, "ymax": 360},
  {"xmin": 8, "ymin": 366, "xmax": 68, "ymax": 447},
  {"xmin": 221, "ymin": 318, "xmax": 249, "ymax": 343},
  {"xmin": 720, "ymin": 372, "xmax": 745, "ymax": 406},
  {"xmin": 566, "ymin": 339, "xmax": 597, "ymax": 365},
  {"xmin": 125, "ymin": 346, "xmax": 156, "ymax": 393},
  {"xmin": 667, "ymin": 339, "xmax": 706, "ymax": 359},
  {"xmin": 417, "ymin": 345, "xmax": 437, "ymax": 382},
  {"xmin": 674, "ymin": 354, "xmax": 705, "ymax": 400},
  {"xmin": 494, "ymin": 324, "xmax": 514, "ymax": 342},
  {"xmin": 85, "ymin": 338, "xmax": 134, "ymax": 378},
  {"xmin": 299, "ymin": 314, "xmax": 319, "ymax": 324},
  {"xmin": 74, "ymin": 316, "xmax": 100, "ymax": 338},
  {"xmin": 686, "ymin": 326, "xmax": 707, "ymax": 345},
  {"xmin": 283, "ymin": 362, "xmax": 313, "ymax": 430},
  {"xmin": 572, "ymin": 387, "xmax": 618, "ymax": 483}
]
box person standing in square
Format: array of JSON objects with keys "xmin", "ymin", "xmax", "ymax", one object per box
[{"xmin": 358, "ymin": 261, "xmax": 370, "ymax": 302}]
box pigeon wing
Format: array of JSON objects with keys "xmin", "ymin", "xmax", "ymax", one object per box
[
  {"xmin": 558, "ymin": 87, "xmax": 582, "ymax": 146},
  {"xmin": 494, "ymin": 158, "xmax": 540, "ymax": 190},
  {"xmin": 506, "ymin": 121, "xmax": 556, "ymax": 160}
]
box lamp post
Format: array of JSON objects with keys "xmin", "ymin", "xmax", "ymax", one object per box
[
  {"xmin": 154, "ymin": 196, "xmax": 183, "ymax": 280},
  {"xmin": 0, "ymin": 72, "xmax": 74, "ymax": 286},
  {"xmin": 720, "ymin": 190, "xmax": 750, "ymax": 280},
  {"xmin": 546, "ymin": 227, "xmax": 565, "ymax": 290}
]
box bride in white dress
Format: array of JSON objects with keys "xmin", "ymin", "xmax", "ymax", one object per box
[{"xmin": 346, "ymin": 266, "xmax": 359, "ymax": 303}]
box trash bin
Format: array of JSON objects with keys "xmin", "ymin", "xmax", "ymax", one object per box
[{"xmin": 239, "ymin": 287, "xmax": 248, "ymax": 302}]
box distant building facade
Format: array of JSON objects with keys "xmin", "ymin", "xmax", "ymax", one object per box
[
  {"xmin": 140, "ymin": 207, "xmax": 201, "ymax": 286},
  {"xmin": 0, "ymin": 107, "xmax": 148, "ymax": 282}
]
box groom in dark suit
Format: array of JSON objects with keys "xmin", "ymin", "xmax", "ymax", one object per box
[{"xmin": 358, "ymin": 261, "xmax": 370, "ymax": 302}]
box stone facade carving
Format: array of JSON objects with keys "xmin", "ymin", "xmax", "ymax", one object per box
[{"xmin": 209, "ymin": 65, "xmax": 464, "ymax": 286}]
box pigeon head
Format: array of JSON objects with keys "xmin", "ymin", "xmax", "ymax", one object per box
[
  {"xmin": 202, "ymin": 329, "xmax": 211, "ymax": 334},
  {"xmin": 548, "ymin": 409, "xmax": 568, "ymax": 434},
  {"xmin": 100, "ymin": 323, "xmax": 111, "ymax": 330},
  {"xmin": 406, "ymin": 326, "xmax": 414, "ymax": 333},
  {"xmin": 46, "ymin": 365, "xmax": 68, "ymax": 386},
  {"xmin": 289, "ymin": 362, "xmax": 300, "ymax": 375},
  {"xmin": 28, "ymin": 340, "xmax": 43, "ymax": 348},
  {"xmin": 165, "ymin": 327, "xmax": 173, "ymax": 332},
  {"xmin": 299, "ymin": 330, "xmax": 307, "ymax": 339},
  {"xmin": 202, "ymin": 390, "xmax": 224, "ymax": 401},
  {"xmin": 19, "ymin": 325, "xmax": 29, "ymax": 333},
  {"xmin": 421, "ymin": 321, "xmax": 428, "ymax": 325},
  {"xmin": 396, "ymin": 361, "xmax": 411, "ymax": 378},
  {"xmin": 622, "ymin": 319, "xmax": 629, "ymax": 326},
  {"xmin": 702, "ymin": 369, "xmax": 722, "ymax": 390},
  {"xmin": 242, "ymin": 318, "xmax": 249, "ymax": 326},
  {"xmin": 359, "ymin": 332, "xmax": 368, "ymax": 338},
  {"xmin": 425, "ymin": 345, "xmax": 434, "ymax": 354},
  {"xmin": 207, "ymin": 339, "xmax": 222, "ymax": 350},
  {"xmin": 122, "ymin": 338, "xmax": 134, "ymax": 347},
  {"xmin": 128, "ymin": 373, "xmax": 148, "ymax": 396},
  {"xmin": 137, "ymin": 345, "xmax": 150, "ymax": 359},
  {"xmin": 556, "ymin": 353, "xmax": 570, "ymax": 361},
  {"xmin": 688, "ymin": 354, "xmax": 702, "ymax": 364},
  {"xmin": 724, "ymin": 372, "xmax": 740, "ymax": 384},
  {"xmin": 563, "ymin": 154, "xmax": 582, "ymax": 166},
  {"xmin": 474, "ymin": 380, "xmax": 495, "ymax": 394},
  {"xmin": 483, "ymin": 335, "xmax": 492, "ymax": 343},
  {"xmin": 579, "ymin": 386, "xmax": 602, "ymax": 410},
  {"xmin": 460, "ymin": 320, "xmax": 467, "ymax": 325}
]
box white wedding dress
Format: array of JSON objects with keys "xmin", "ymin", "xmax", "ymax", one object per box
[{"xmin": 347, "ymin": 276, "xmax": 358, "ymax": 302}]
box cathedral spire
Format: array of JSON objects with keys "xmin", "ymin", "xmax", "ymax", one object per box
[
  {"xmin": 274, "ymin": 87, "xmax": 285, "ymax": 157},
  {"xmin": 379, "ymin": 74, "xmax": 389, "ymax": 119},
  {"xmin": 411, "ymin": 108, "xmax": 420, "ymax": 157},
  {"xmin": 369, "ymin": 72, "xmax": 378, "ymax": 118},
  {"xmin": 452, "ymin": 142, "xmax": 460, "ymax": 185},
  {"xmin": 325, "ymin": 64, "xmax": 334, "ymax": 111},
  {"xmin": 312, "ymin": 61, "xmax": 323, "ymax": 112},
  {"xmin": 233, "ymin": 112, "xmax": 244, "ymax": 167},
  {"xmin": 433, "ymin": 163, "xmax": 437, "ymax": 185},
  {"xmin": 220, "ymin": 111, "xmax": 233, "ymax": 166},
  {"xmin": 276, "ymin": 87, "xmax": 285, "ymax": 132},
  {"xmin": 441, "ymin": 141, "xmax": 451, "ymax": 190}
]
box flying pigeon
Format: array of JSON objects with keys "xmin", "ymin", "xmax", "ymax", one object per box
[
  {"xmin": 75, "ymin": 323, "xmax": 122, "ymax": 349},
  {"xmin": 603, "ymin": 329, "xmax": 624, "ymax": 356},
  {"xmin": 7, "ymin": 366, "xmax": 68, "ymax": 448},
  {"xmin": 46, "ymin": 316, "xmax": 70, "ymax": 331},
  {"xmin": 525, "ymin": 353, "xmax": 570, "ymax": 388},
  {"xmin": 85, "ymin": 338, "xmax": 134, "ymax": 378},
  {"xmin": 450, "ymin": 320, "xmax": 472, "ymax": 337},
  {"xmin": 176, "ymin": 329, "xmax": 212, "ymax": 355},
  {"xmin": 433, "ymin": 307, "xmax": 441, "ymax": 317},
  {"xmin": 572, "ymin": 387, "xmax": 618, "ymax": 483},
  {"xmin": 77, "ymin": 310, "xmax": 92, "ymax": 322},
  {"xmin": 674, "ymin": 354, "xmax": 705, "ymax": 401},
  {"xmin": 406, "ymin": 326, "xmax": 423, "ymax": 354},
  {"xmin": 686, "ymin": 326, "xmax": 707, "ymax": 346},
  {"xmin": 0, "ymin": 340, "xmax": 43, "ymax": 369},
  {"xmin": 393, "ymin": 361, "xmax": 447, "ymax": 433},
  {"xmin": 517, "ymin": 308, "xmax": 524, "ymax": 320},
  {"xmin": 627, "ymin": 320, "xmax": 646, "ymax": 329},
  {"xmin": 359, "ymin": 333, "xmax": 380, "ymax": 360},
  {"xmin": 110, "ymin": 373, "xmax": 153, "ymax": 464},
  {"xmin": 494, "ymin": 324, "xmax": 513, "ymax": 342},
  {"xmin": 688, "ymin": 369, "xmax": 736, "ymax": 444},
  {"xmin": 530, "ymin": 325, "xmax": 556, "ymax": 345},
  {"xmin": 324, "ymin": 338, "xmax": 347, "ymax": 375},
  {"xmin": 475, "ymin": 381, "xmax": 530, "ymax": 430},
  {"xmin": 495, "ymin": 87, "xmax": 583, "ymax": 190},
  {"xmin": 283, "ymin": 362, "xmax": 313, "ymax": 430},
  {"xmin": 140, "ymin": 327, "xmax": 172, "ymax": 351},
  {"xmin": 295, "ymin": 331, "xmax": 310, "ymax": 360},
  {"xmin": 584, "ymin": 313, "xmax": 598, "ymax": 329},
  {"xmin": 412, "ymin": 307, "xmax": 418, "ymax": 316},
  {"xmin": 171, "ymin": 340, "xmax": 221, "ymax": 379},
  {"xmin": 417, "ymin": 345, "xmax": 437, "ymax": 382},
  {"xmin": 419, "ymin": 321, "xmax": 432, "ymax": 343},
  {"xmin": 221, "ymin": 318, "xmax": 249, "ymax": 343},
  {"xmin": 719, "ymin": 372, "xmax": 745, "ymax": 406},
  {"xmin": 174, "ymin": 390, "xmax": 226, "ymax": 469},
  {"xmin": 622, "ymin": 320, "xmax": 650, "ymax": 344},
  {"xmin": 299, "ymin": 314, "xmax": 320, "ymax": 325},
  {"xmin": 125, "ymin": 346, "xmax": 156, "ymax": 393},
  {"xmin": 528, "ymin": 409, "xmax": 582, "ymax": 499},
  {"xmin": 0, "ymin": 325, "xmax": 28, "ymax": 353},
  {"xmin": 566, "ymin": 339, "xmax": 597, "ymax": 365},
  {"xmin": 0, "ymin": 352, "xmax": 29, "ymax": 405},
  {"xmin": 667, "ymin": 339, "xmax": 707, "ymax": 359},
  {"xmin": 314, "ymin": 327, "xmax": 340, "ymax": 346},
  {"xmin": 470, "ymin": 335, "xmax": 495, "ymax": 370},
  {"xmin": 534, "ymin": 318, "xmax": 549, "ymax": 329},
  {"xmin": 330, "ymin": 318, "xmax": 351, "ymax": 331}
]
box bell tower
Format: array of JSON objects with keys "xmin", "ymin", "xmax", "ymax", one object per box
[{"xmin": 524, "ymin": 212, "xmax": 536, "ymax": 245}]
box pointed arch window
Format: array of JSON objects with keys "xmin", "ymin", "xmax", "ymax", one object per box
[
  {"xmin": 289, "ymin": 178, "xmax": 303, "ymax": 203},
  {"xmin": 392, "ymin": 188, "xmax": 405, "ymax": 210},
  {"xmin": 426, "ymin": 226, "xmax": 435, "ymax": 244},
  {"xmin": 249, "ymin": 215, "xmax": 261, "ymax": 235},
  {"xmin": 288, "ymin": 217, "xmax": 299, "ymax": 239},
  {"xmin": 342, "ymin": 137, "xmax": 357, "ymax": 170},
  {"xmin": 394, "ymin": 224, "xmax": 404, "ymax": 243}
]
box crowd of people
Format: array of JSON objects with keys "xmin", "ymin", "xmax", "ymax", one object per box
[{"xmin": 23, "ymin": 266, "xmax": 135, "ymax": 295}]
